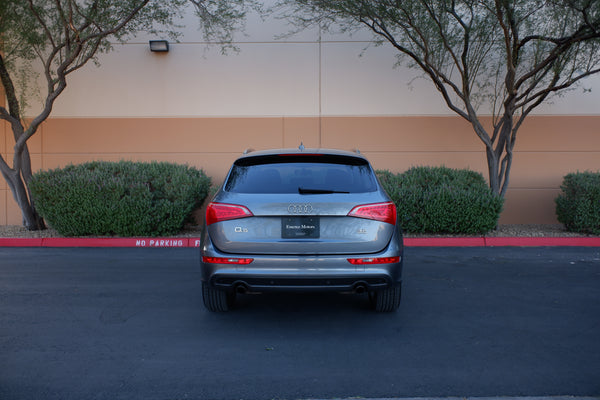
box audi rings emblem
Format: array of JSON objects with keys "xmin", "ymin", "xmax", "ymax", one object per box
[{"xmin": 288, "ymin": 203, "xmax": 313, "ymax": 214}]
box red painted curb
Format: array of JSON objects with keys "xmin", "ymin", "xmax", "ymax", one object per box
[
  {"xmin": 1, "ymin": 236, "xmax": 599, "ymax": 248},
  {"xmin": 0, "ymin": 238, "xmax": 44, "ymax": 247},
  {"xmin": 404, "ymin": 237, "xmax": 486, "ymax": 247},
  {"xmin": 484, "ymin": 237, "xmax": 600, "ymax": 247},
  {"xmin": 0, "ymin": 237, "xmax": 202, "ymax": 248}
]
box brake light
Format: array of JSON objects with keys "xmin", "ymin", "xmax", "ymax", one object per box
[
  {"xmin": 347, "ymin": 202, "xmax": 397, "ymax": 225},
  {"xmin": 347, "ymin": 256, "xmax": 400, "ymax": 265},
  {"xmin": 203, "ymin": 256, "xmax": 254, "ymax": 265},
  {"xmin": 206, "ymin": 202, "xmax": 253, "ymax": 225}
]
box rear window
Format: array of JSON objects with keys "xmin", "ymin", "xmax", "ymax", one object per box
[{"xmin": 225, "ymin": 154, "xmax": 378, "ymax": 194}]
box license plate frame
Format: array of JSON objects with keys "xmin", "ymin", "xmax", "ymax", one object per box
[{"xmin": 281, "ymin": 217, "xmax": 320, "ymax": 239}]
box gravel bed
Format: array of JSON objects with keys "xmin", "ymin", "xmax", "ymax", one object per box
[
  {"xmin": 404, "ymin": 224, "xmax": 596, "ymax": 238},
  {"xmin": 0, "ymin": 224, "xmax": 597, "ymax": 238},
  {"xmin": 0, "ymin": 225, "xmax": 204, "ymax": 239}
]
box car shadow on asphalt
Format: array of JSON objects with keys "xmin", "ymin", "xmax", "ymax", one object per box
[{"xmin": 220, "ymin": 291, "xmax": 380, "ymax": 314}]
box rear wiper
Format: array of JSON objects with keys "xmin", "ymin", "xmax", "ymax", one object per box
[{"xmin": 298, "ymin": 187, "xmax": 350, "ymax": 195}]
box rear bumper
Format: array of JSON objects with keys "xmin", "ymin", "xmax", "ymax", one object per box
[
  {"xmin": 200, "ymin": 228, "xmax": 403, "ymax": 293},
  {"xmin": 206, "ymin": 270, "xmax": 399, "ymax": 293}
]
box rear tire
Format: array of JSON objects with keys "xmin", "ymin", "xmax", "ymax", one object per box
[
  {"xmin": 202, "ymin": 282, "xmax": 235, "ymax": 312},
  {"xmin": 369, "ymin": 283, "xmax": 401, "ymax": 312}
]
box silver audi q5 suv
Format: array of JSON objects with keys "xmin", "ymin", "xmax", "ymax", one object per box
[{"xmin": 200, "ymin": 147, "xmax": 403, "ymax": 312}]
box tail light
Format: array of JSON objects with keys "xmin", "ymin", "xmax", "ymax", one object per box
[
  {"xmin": 347, "ymin": 256, "xmax": 400, "ymax": 265},
  {"xmin": 347, "ymin": 201, "xmax": 397, "ymax": 225},
  {"xmin": 206, "ymin": 202, "xmax": 253, "ymax": 225},
  {"xmin": 203, "ymin": 256, "xmax": 254, "ymax": 265}
]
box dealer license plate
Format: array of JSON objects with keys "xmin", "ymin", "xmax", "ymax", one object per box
[{"xmin": 281, "ymin": 217, "xmax": 320, "ymax": 239}]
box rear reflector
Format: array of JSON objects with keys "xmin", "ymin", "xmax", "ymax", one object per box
[
  {"xmin": 347, "ymin": 201, "xmax": 397, "ymax": 225},
  {"xmin": 203, "ymin": 256, "xmax": 254, "ymax": 265},
  {"xmin": 206, "ymin": 202, "xmax": 253, "ymax": 225},
  {"xmin": 347, "ymin": 256, "xmax": 400, "ymax": 265}
]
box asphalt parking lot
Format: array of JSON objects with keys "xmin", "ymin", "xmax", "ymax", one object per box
[{"xmin": 1, "ymin": 246, "xmax": 599, "ymax": 400}]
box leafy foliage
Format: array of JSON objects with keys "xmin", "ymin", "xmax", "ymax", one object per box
[
  {"xmin": 556, "ymin": 171, "xmax": 600, "ymax": 235},
  {"xmin": 29, "ymin": 161, "xmax": 211, "ymax": 237},
  {"xmin": 190, "ymin": 0, "xmax": 262, "ymax": 53},
  {"xmin": 377, "ymin": 166, "xmax": 503, "ymax": 234}
]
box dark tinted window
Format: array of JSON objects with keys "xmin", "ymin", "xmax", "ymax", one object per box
[{"xmin": 225, "ymin": 155, "xmax": 377, "ymax": 194}]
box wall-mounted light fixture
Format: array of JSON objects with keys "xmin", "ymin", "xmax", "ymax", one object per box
[{"xmin": 149, "ymin": 40, "xmax": 169, "ymax": 53}]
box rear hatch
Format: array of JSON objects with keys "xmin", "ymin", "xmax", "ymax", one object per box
[{"xmin": 206, "ymin": 152, "xmax": 397, "ymax": 255}]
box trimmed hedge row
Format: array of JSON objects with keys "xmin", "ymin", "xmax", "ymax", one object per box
[
  {"xmin": 36, "ymin": 163, "xmax": 599, "ymax": 236},
  {"xmin": 30, "ymin": 161, "xmax": 211, "ymax": 237},
  {"xmin": 556, "ymin": 171, "xmax": 600, "ymax": 235},
  {"xmin": 377, "ymin": 166, "xmax": 504, "ymax": 234}
]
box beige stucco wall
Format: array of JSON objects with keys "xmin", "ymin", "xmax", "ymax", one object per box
[
  {"xmin": 2, "ymin": 114, "xmax": 599, "ymax": 226},
  {"xmin": 2, "ymin": 2, "xmax": 599, "ymax": 227}
]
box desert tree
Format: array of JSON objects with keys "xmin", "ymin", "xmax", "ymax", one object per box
[
  {"xmin": 276, "ymin": 0, "xmax": 600, "ymax": 197},
  {"xmin": 0, "ymin": 0, "xmax": 257, "ymax": 230}
]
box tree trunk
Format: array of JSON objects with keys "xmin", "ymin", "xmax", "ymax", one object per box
[
  {"xmin": 0, "ymin": 152, "xmax": 45, "ymax": 231},
  {"xmin": 486, "ymin": 145, "xmax": 515, "ymax": 199},
  {"xmin": 486, "ymin": 147, "xmax": 501, "ymax": 195}
]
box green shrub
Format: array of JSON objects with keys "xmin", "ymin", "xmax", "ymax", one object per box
[
  {"xmin": 555, "ymin": 171, "xmax": 600, "ymax": 235},
  {"xmin": 30, "ymin": 160, "xmax": 211, "ymax": 237},
  {"xmin": 377, "ymin": 166, "xmax": 503, "ymax": 234}
]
